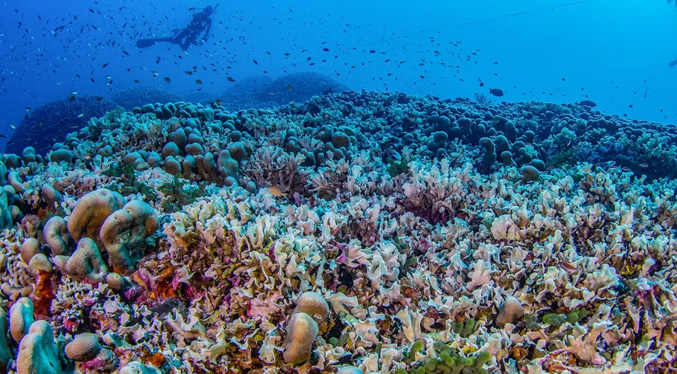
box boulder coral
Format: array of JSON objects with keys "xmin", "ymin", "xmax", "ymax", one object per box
[
  {"xmin": 100, "ymin": 199, "xmax": 159, "ymax": 274},
  {"xmin": 293, "ymin": 291, "xmax": 330, "ymax": 320},
  {"xmin": 65, "ymin": 238, "xmax": 108, "ymax": 283},
  {"xmin": 282, "ymin": 312, "xmax": 319, "ymax": 365},
  {"xmin": 65, "ymin": 332, "xmax": 102, "ymax": 361},
  {"xmin": 67, "ymin": 188, "xmax": 125, "ymax": 246},
  {"xmin": 0, "ymin": 309, "xmax": 11, "ymax": 373},
  {"xmin": 282, "ymin": 291, "xmax": 330, "ymax": 365},
  {"xmin": 43, "ymin": 216, "xmax": 72, "ymax": 256},
  {"xmin": 9, "ymin": 297, "xmax": 34, "ymax": 343},
  {"xmin": 495, "ymin": 296, "xmax": 524, "ymax": 328},
  {"xmin": 16, "ymin": 320, "xmax": 63, "ymax": 374}
]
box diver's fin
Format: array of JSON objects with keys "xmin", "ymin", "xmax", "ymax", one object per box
[{"xmin": 136, "ymin": 38, "xmax": 172, "ymax": 48}]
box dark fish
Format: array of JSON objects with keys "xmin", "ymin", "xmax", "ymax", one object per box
[
  {"xmin": 0, "ymin": 134, "xmax": 6, "ymax": 138},
  {"xmin": 253, "ymin": 59, "xmax": 258, "ymax": 64},
  {"xmin": 195, "ymin": 79, "xmax": 202, "ymax": 84},
  {"xmin": 102, "ymin": 63, "xmax": 109, "ymax": 68},
  {"xmin": 489, "ymin": 88, "xmax": 504, "ymax": 97},
  {"xmin": 164, "ymin": 77, "xmax": 171, "ymax": 83},
  {"xmin": 286, "ymin": 84, "xmax": 293, "ymax": 91},
  {"xmin": 227, "ymin": 76, "xmax": 235, "ymax": 82},
  {"xmin": 579, "ymin": 100, "xmax": 596, "ymax": 107}
]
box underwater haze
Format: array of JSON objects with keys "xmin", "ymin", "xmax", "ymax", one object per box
[
  {"xmin": 1, "ymin": 0, "xmax": 676, "ymax": 150},
  {"xmin": 3, "ymin": 1, "xmax": 677, "ymax": 374}
]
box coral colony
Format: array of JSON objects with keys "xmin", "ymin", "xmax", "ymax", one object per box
[{"xmin": 2, "ymin": 90, "xmax": 677, "ymax": 373}]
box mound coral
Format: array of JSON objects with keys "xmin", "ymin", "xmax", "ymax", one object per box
[
  {"xmin": 100, "ymin": 199, "xmax": 159, "ymax": 274},
  {"xmin": 17, "ymin": 320, "xmax": 62, "ymax": 374},
  {"xmin": 67, "ymin": 188, "xmax": 125, "ymax": 246}
]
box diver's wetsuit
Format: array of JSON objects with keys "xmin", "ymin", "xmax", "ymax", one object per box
[{"xmin": 136, "ymin": 6, "xmax": 214, "ymax": 51}]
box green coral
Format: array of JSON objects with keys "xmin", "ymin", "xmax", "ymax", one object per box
[
  {"xmin": 387, "ymin": 158, "xmax": 411, "ymax": 177},
  {"xmin": 401, "ymin": 341, "xmax": 492, "ymax": 374},
  {"xmin": 158, "ymin": 176, "xmax": 207, "ymax": 213},
  {"xmin": 541, "ymin": 308, "xmax": 589, "ymax": 328},
  {"xmin": 451, "ymin": 318, "xmax": 475, "ymax": 337},
  {"xmin": 105, "ymin": 163, "xmax": 157, "ymax": 201}
]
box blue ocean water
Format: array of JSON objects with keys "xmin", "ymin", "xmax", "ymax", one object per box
[{"xmin": 0, "ymin": 0, "xmax": 675, "ymax": 150}]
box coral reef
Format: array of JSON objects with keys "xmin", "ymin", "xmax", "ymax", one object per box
[
  {"xmin": 0, "ymin": 90, "xmax": 676, "ymax": 374},
  {"xmin": 6, "ymin": 96, "xmax": 119, "ymax": 156}
]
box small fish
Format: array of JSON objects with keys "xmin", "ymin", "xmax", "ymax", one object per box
[
  {"xmin": 195, "ymin": 79, "xmax": 202, "ymax": 84},
  {"xmin": 0, "ymin": 134, "xmax": 6, "ymax": 138},
  {"xmin": 253, "ymin": 59, "xmax": 258, "ymax": 64},
  {"xmin": 266, "ymin": 186, "xmax": 286, "ymax": 197},
  {"xmin": 102, "ymin": 63, "xmax": 109, "ymax": 68},
  {"xmin": 639, "ymin": 163, "xmax": 649, "ymax": 168},
  {"xmin": 489, "ymin": 88, "xmax": 504, "ymax": 97},
  {"xmin": 10, "ymin": 124, "xmax": 15, "ymax": 129},
  {"xmin": 77, "ymin": 113, "xmax": 84, "ymax": 118},
  {"xmin": 227, "ymin": 76, "xmax": 235, "ymax": 82},
  {"xmin": 164, "ymin": 77, "xmax": 171, "ymax": 83},
  {"xmin": 68, "ymin": 95, "xmax": 76, "ymax": 101},
  {"xmin": 285, "ymin": 84, "xmax": 293, "ymax": 91}
]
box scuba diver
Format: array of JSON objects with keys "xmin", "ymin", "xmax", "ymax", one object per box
[{"xmin": 136, "ymin": 5, "xmax": 216, "ymax": 51}]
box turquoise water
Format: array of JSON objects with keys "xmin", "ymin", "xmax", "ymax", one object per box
[{"xmin": 1, "ymin": 0, "xmax": 675, "ymax": 151}]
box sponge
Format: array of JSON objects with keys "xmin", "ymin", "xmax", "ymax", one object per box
[
  {"xmin": 16, "ymin": 320, "xmax": 63, "ymax": 374},
  {"xmin": 100, "ymin": 200, "xmax": 158, "ymax": 274},
  {"xmin": 9, "ymin": 297, "xmax": 34, "ymax": 343},
  {"xmin": 67, "ymin": 188, "xmax": 125, "ymax": 245},
  {"xmin": 65, "ymin": 237, "xmax": 108, "ymax": 283}
]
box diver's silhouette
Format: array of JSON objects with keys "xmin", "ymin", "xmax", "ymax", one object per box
[{"xmin": 137, "ymin": 5, "xmax": 215, "ymax": 51}]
